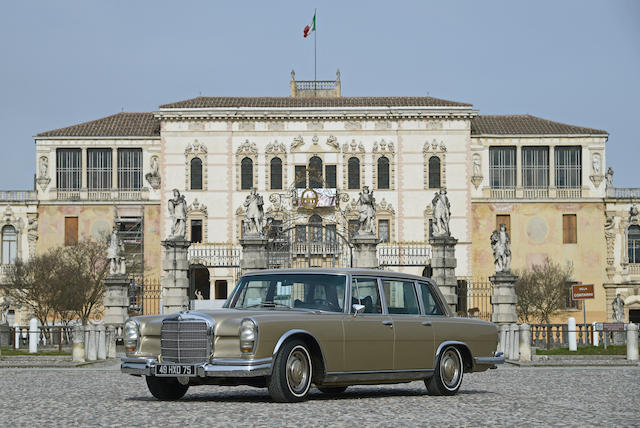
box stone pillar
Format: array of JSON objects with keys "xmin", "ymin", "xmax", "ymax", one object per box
[
  {"xmin": 107, "ymin": 326, "xmax": 117, "ymax": 359},
  {"xmin": 103, "ymin": 274, "xmax": 130, "ymax": 326},
  {"xmin": 28, "ymin": 318, "xmax": 38, "ymax": 354},
  {"xmin": 627, "ymin": 323, "xmax": 638, "ymax": 361},
  {"xmin": 498, "ymin": 324, "xmax": 508, "ymax": 354},
  {"xmin": 86, "ymin": 324, "xmax": 97, "ymax": 361},
  {"xmin": 351, "ymin": 235, "xmax": 380, "ymax": 269},
  {"xmin": 490, "ymin": 272, "xmax": 518, "ymax": 326},
  {"xmin": 429, "ymin": 236, "xmax": 458, "ymax": 312},
  {"xmin": 72, "ymin": 324, "xmax": 85, "ymax": 363},
  {"xmin": 161, "ymin": 239, "xmax": 191, "ymax": 314},
  {"xmin": 239, "ymin": 237, "xmax": 269, "ymax": 273},
  {"xmin": 96, "ymin": 323, "xmax": 106, "ymax": 360},
  {"xmin": 519, "ymin": 324, "xmax": 532, "ymax": 362},
  {"xmin": 13, "ymin": 323, "xmax": 19, "ymax": 349},
  {"xmin": 510, "ymin": 324, "xmax": 520, "ymax": 360},
  {"xmin": 0, "ymin": 323, "xmax": 10, "ymax": 348},
  {"xmin": 568, "ymin": 317, "xmax": 577, "ymax": 351}
]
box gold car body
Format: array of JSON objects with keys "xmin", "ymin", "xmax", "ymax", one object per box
[{"xmin": 122, "ymin": 268, "xmax": 503, "ymax": 386}]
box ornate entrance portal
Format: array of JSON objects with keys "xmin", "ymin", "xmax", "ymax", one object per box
[{"xmin": 267, "ymin": 224, "xmax": 352, "ymax": 269}]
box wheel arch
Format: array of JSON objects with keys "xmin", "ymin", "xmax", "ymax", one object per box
[
  {"xmin": 273, "ymin": 329, "xmax": 327, "ymax": 383},
  {"xmin": 435, "ymin": 340, "xmax": 474, "ymax": 372}
]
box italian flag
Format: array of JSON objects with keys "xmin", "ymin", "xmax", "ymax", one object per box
[{"xmin": 303, "ymin": 13, "xmax": 316, "ymax": 38}]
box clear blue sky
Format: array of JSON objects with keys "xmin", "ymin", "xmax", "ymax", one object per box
[{"xmin": 1, "ymin": 1, "xmax": 638, "ymax": 189}]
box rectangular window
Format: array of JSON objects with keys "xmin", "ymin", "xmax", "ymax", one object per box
[
  {"xmin": 378, "ymin": 219, "xmax": 390, "ymax": 243},
  {"xmin": 56, "ymin": 149, "xmax": 82, "ymax": 190},
  {"xmin": 215, "ymin": 280, "xmax": 228, "ymax": 300},
  {"xmin": 65, "ymin": 217, "xmax": 78, "ymax": 246},
  {"xmin": 348, "ymin": 219, "xmax": 359, "ymax": 239},
  {"xmin": 428, "ymin": 219, "xmax": 433, "ymax": 239},
  {"xmin": 489, "ymin": 147, "xmax": 516, "ymax": 189},
  {"xmin": 382, "ymin": 279, "xmax": 420, "ymax": 315},
  {"xmin": 351, "ymin": 278, "xmax": 382, "ymax": 314},
  {"xmin": 419, "ymin": 283, "xmax": 444, "ymax": 315},
  {"xmin": 522, "ymin": 147, "xmax": 548, "ymax": 189},
  {"xmin": 191, "ymin": 220, "xmax": 202, "ymax": 243},
  {"xmin": 555, "ymin": 146, "xmax": 582, "ymax": 188},
  {"xmin": 325, "ymin": 165, "xmax": 337, "ymax": 188},
  {"xmin": 326, "ymin": 224, "xmax": 337, "ymax": 244},
  {"xmin": 87, "ymin": 149, "xmax": 112, "ymax": 190},
  {"xmin": 295, "ymin": 165, "xmax": 306, "ymax": 189},
  {"xmin": 563, "ymin": 214, "xmax": 577, "ymax": 244},
  {"xmin": 496, "ymin": 214, "xmax": 511, "ymax": 237},
  {"xmin": 118, "ymin": 149, "xmax": 142, "ymax": 190}
]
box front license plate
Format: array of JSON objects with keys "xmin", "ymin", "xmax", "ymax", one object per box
[{"xmin": 155, "ymin": 364, "xmax": 196, "ymax": 376}]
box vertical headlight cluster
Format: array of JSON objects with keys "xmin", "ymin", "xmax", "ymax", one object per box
[
  {"xmin": 124, "ymin": 319, "xmax": 140, "ymax": 353},
  {"xmin": 239, "ymin": 318, "xmax": 257, "ymax": 354}
]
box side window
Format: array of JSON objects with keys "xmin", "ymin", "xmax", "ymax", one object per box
[
  {"xmin": 382, "ymin": 280, "xmax": 420, "ymax": 315},
  {"xmin": 351, "ymin": 278, "xmax": 382, "ymax": 314},
  {"xmin": 419, "ymin": 282, "xmax": 444, "ymax": 315}
]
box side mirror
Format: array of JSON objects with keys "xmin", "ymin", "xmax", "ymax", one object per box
[{"xmin": 352, "ymin": 304, "xmax": 365, "ymax": 317}]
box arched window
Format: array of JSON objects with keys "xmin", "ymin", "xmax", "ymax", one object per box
[
  {"xmin": 190, "ymin": 158, "xmax": 203, "ymax": 190},
  {"xmin": 348, "ymin": 157, "xmax": 360, "ymax": 189},
  {"xmin": 241, "ymin": 157, "xmax": 253, "ymax": 190},
  {"xmin": 428, "ymin": 156, "xmax": 441, "ymax": 189},
  {"xmin": 309, "ymin": 156, "xmax": 323, "ymax": 188},
  {"xmin": 629, "ymin": 225, "xmax": 640, "ymax": 264},
  {"xmin": 377, "ymin": 156, "xmax": 390, "ymax": 189},
  {"xmin": 2, "ymin": 225, "xmax": 17, "ymax": 265},
  {"xmin": 270, "ymin": 157, "xmax": 282, "ymax": 190},
  {"xmin": 309, "ymin": 214, "xmax": 323, "ymax": 242}
]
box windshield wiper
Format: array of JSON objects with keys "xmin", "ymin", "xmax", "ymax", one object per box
[{"xmin": 243, "ymin": 301, "xmax": 293, "ymax": 310}]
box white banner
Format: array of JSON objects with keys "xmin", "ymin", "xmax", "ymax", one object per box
[{"xmin": 296, "ymin": 188, "xmax": 336, "ymax": 208}]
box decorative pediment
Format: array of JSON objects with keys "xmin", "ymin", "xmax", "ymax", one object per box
[
  {"xmin": 372, "ymin": 139, "xmax": 395, "ymax": 154},
  {"xmin": 236, "ymin": 139, "xmax": 257, "ymax": 156},
  {"xmin": 376, "ymin": 198, "xmax": 395, "ymax": 214},
  {"xmin": 185, "ymin": 140, "xmax": 208, "ymax": 155},
  {"xmin": 187, "ymin": 198, "xmax": 208, "ymax": 216},
  {"xmin": 423, "ymin": 139, "xmax": 446, "ymax": 154},
  {"xmin": 266, "ymin": 140, "xmax": 287, "ymax": 155},
  {"xmin": 291, "ymin": 136, "xmax": 305, "ymax": 152},
  {"xmin": 342, "ymin": 139, "xmax": 365, "ymax": 153}
]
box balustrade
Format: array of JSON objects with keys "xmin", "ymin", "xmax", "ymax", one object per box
[{"xmin": 378, "ymin": 242, "xmax": 432, "ymax": 266}]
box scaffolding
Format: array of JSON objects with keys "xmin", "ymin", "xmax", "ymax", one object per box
[{"xmin": 114, "ymin": 207, "xmax": 144, "ymax": 280}]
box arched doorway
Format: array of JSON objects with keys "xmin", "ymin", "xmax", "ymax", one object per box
[{"xmin": 189, "ymin": 264, "xmax": 211, "ymax": 300}]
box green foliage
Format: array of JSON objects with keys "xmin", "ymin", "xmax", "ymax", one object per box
[
  {"xmin": 536, "ymin": 345, "xmax": 631, "ymax": 356},
  {"xmin": 514, "ymin": 258, "xmax": 574, "ymax": 324}
]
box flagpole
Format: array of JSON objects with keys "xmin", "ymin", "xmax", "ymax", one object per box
[{"xmin": 314, "ymin": 8, "xmax": 317, "ymax": 95}]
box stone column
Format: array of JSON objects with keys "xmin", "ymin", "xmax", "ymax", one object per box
[
  {"xmin": 106, "ymin": 325, "xmax": 117, "ymax": 359},
  {"xmin": 103, "ymin": 274, "xmax": 130, "ymax": 326},
  {"xmin": 161, "ymin": 239, "xmax": 191, "ymax": 314},
  {"xmin": 239, "ymin": 237, "xmax": 269, "ymax": 273},
  {"xmin": 429, "ymin": 236, "xmax": 458, "ymax": 312},
  {"xmin": 627, "ymin": 323, "xmax": 638, "ymax": 361},
  {"xmin": 490, "ymin": 272, "xmax": 518, "ymax": 326},
  {"xmin": 96, "ymin": 323, "xmax": 106, "ymax": 360},
  {"xmin": 86, "ymin": 324, "xmax": 97, "ymax": 362},
  {"xmin": 72, "ymin": 324, "xmax": 85, "ymax": 363},
  {"xmin": 351, "ymin": 235, "xmax": 380, "ymax": 269},
  {"xmin": 28, "ymin": 318, "xmax": 38, "ymax": 354},
  {"xmin": 519, "ymin": 324, "xmax": 532, "ymax": 362}
]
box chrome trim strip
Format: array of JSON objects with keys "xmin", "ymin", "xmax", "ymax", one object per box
[
  {"xmin": 323, "ymin": 368, "xmax": 434, "ymax": 383},
  {"xmin": 475, "ymin": 351, "xmax": 505, "ymax": 365},
  {"xmin": 435, "ymin": 340, "xmax": 474, "ymax": 370},
  {"xmin": 272, "ymin": 329, "xmax": 328, "ymax": 375},
  {"xmin": 120, "ymin": 356, "xmax": 272, "ymax": 377},
  {"xmin": 327, "ymin": 368, "xmax": 435, "ymax": 375}
]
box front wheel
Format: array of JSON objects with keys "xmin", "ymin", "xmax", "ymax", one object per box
[
  {"xmin": 145, "ymin": 376, "xmax": 189, "ymax": 400},
  {"xmin": 268, "ymin": 339, "xmax": 313, "ymax": 402},
  {"xmin": 425, "ymin": 346, "xmax": 464, "ymax": 396}
]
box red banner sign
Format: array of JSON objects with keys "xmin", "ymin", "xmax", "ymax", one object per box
[{"xmin": 571, "ymin": 284, "xmax": 595, "ymax": 300}]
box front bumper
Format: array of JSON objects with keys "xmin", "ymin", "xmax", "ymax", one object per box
[
  {"xmin": 474, "ymin": 351, "xmax": 505, "ymax": 367},
  {"xmin": 121, "ymin": 356, "xmax": 273, "ymax": 378}
]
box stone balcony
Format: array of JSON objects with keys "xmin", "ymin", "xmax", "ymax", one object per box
[
  {"xmin": 485, "ymin": 187, "xmax": 583, "ymax": 200},
  {"xmin": 54, "ymin": 188, "xmax": 150, "ymax": 202},
  {"xmin": 606, "ymin": 187, "xmax": 640, "ymax": 199},
  {"xmin": 0, "ymin": 190, "xmax": 37, "ymax": 202}
]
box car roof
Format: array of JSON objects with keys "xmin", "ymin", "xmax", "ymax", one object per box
[{"xmin": 242, "ymin": 267, "xmax": 433, "ymax": 283}]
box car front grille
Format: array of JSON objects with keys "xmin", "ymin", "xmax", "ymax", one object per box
[{"xmin": 161, "ymin": 316, "xmax": 212, "ymax": 364}]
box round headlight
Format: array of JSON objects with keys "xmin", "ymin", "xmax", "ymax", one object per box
[
  {"xmin": 239, "ymin": 319, "xmax": 257, "ymax": 354},
  {"xmin": 124, "ymin": 319, "xmax": 139, "ymax": 353}
]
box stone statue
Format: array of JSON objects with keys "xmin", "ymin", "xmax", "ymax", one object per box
[
  {"xmin": 605, "ymin": 167, "xmax": 614, "ymax": 188},
  {"xmin": 0, "ymin": 299, "xmax": 10, "ymax": 325},
  {"xmin": 290, "ymin": 69, "xmax": 295, "ymax": 80},
  {"xmin": 630, "ymin": 205, "xmax": 639, "ymax": 224},
  {"xmin": 491, "ymin": 224, "xmax": 512, "ymax": 273},
  {"xmin": 242, "ymin": 188, "xmax": 265, "ymax": 236},
  {"xmin": 39, "ymin": 156, "xmax": 48, "ymax": 178},
  {"xmin": 107, "ymin": 226, "xmax": 126, "ymax": 275},
  {"xmin": 168, "ymin": 189, "xmax": 187, "ymax": 239},
  {"xmin": 612, "ymin": 293, "xmax": 625, "ymax": 322},
  {"xmin": 472, "ymin": 155, "xmax": 481, "ymax": 177},
  {"xmin": 592, "ymin": 154, "xmax": 601, "ymax": 176},
  {"xmin": 145, "ymin": 156, "xmax": 161, "ymax": 189},
  {"xmin": 431, "ymin": 189, "xmax": 451, "ymax": 237},
  {"xmin": 356, "ymin": 186, "xmax": 376, "ymax": 235}
]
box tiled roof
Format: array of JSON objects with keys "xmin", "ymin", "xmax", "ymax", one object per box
[
  {"xmin": 159, "ymin": 96, "xmax": 472, "ymax": 109},
  {"xmin": 37, "ymin": 112, "xmax": 160, "ymax": 137},
  {"xmin": 471, "ymin": 114, "xmax": 607, "ymax": 136}
]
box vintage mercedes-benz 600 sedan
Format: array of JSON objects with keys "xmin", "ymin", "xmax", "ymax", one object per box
[{"xmin": 121, "ymin": 268, "xmax": 504, "ymax": 402}]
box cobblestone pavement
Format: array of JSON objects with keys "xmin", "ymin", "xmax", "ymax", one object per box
[{"xmin": 1, "ymin": 363, "xmax": 639, "ymax": 427}]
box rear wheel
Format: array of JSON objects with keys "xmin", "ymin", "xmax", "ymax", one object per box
[
  {"xmin": 318, "ymin": 386, "xmax": 348, "ymax": 394},
  {"xmin": 145, "ymin": 376, "xmax": 189, "ymax": 400},
  {"xmin": 425, "ymin": 346, "xmax": 464, "ymax": 396},
  {"xmin": 268, "ymin": 339, "xmax": 313, "ymax": 402}
]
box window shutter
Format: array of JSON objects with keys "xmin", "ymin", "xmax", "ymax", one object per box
[
  {"xmin": 65, "ymin": 217, "xmax": 78, "ymax": 246},
  {"xmin": 496, "ymin": 214, "xmax": 511, "ymax": 237}
]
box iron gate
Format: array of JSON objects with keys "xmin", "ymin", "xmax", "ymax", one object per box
[{"xmin": 267, "ymin": 224, "xmax": 352, "ymax": 269}]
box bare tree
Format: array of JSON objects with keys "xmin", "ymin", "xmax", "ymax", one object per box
[{"xmin": 515, "ymin": 258, "xmax": 574, "ymax": 324}]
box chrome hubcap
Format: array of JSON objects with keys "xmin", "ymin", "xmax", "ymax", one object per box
[
  {"xmin": 286, "ymin": 347, "xmax": 310, "ymax": 395},
  {"xmin": 440, "ymin": 349, "xmax": 461, "ymax": 389}
]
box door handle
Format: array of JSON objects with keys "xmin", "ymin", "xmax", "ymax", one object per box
[
  {"xmin": 382, "ymin": 320, "xmax": 393, "ymax": 327},
  {"xmin": 421, "ymin": 321, "xmax": 432, "ymax": 326}
]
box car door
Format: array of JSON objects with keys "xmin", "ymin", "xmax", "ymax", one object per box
[
  {"xmin": 417, "ymin": 281, "xmax": 448, "ymax": 369},
  {"xmin": 382, "ymin": 278, "xmax": 435, "ymax": 370},
  {"xmin": 342, "ymin": 277, "xmax": 394, "ymax": 372}
]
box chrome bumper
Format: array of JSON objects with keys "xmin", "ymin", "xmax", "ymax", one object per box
[
  {"xmin": 474, "ymin": 351, "xmax": 505, "ymax": 366},
  {"xmin": 121, "ymin": 356, "xmax": 273, "ymax": 377}
]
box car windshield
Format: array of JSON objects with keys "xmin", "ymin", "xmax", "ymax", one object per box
[{"xmin": 230, "ymin": 274, "xmax": 346, "ymax": 313}]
